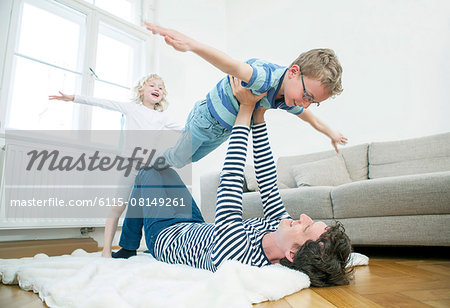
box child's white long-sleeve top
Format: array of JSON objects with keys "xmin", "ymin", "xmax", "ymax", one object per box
[
  {"xmin": 153, "ymin": 123, "xmax": 291, "ymax": 271},
  {"xmin": 74, "ymin": 95, "xmax": 184, "ymax": 130}
]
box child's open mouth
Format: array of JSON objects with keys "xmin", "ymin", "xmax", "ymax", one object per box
[{"xmin": 151, "ymin": 92, "xmax": 160, "ymax": 98}]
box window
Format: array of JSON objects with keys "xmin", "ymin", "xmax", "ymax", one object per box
[
  {"xmin": 82, "ymin": 0, "xmax": 140, "ymax": 24},
  {"xmin": 91, "ymin": 22, "xmax": 144, "ymax": 130},
  {"xmin": 7, "ymin": 1, "xmax": 85, "ymax": 130},
  {"xmin": 1, "ymin": 0, "xmax": 151, "ymax": 132}
]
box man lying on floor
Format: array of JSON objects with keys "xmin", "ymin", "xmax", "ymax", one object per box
[{"xmin": 112, "ymin": 79, "xmax": 353, "ymax": 287}]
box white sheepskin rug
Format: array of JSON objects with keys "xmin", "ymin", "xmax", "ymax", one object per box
[{"xmin": 0, "ymin": 250, "xmax": 368, "ymax": 308}]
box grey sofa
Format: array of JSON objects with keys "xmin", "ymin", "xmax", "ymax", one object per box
[{"xmin": 200, "ymin": 132, "xmax": 450, "ymax": 246}]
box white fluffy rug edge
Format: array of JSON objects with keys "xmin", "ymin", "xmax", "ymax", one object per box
[{"xmin": 0, "ymin": 250, "xmax": 368, "ymax": 308}]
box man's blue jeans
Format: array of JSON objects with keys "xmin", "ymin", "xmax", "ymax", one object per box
[{"xmin": 118, "ymin": 167, "xmax": 205, "ymax": 256}]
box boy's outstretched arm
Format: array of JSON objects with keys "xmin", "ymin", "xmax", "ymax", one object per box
[
  {"xmin": 144, "ymin": 22, "xmax": 253, "ymax": 83},
  {"xmin": 297, "ymin": 109, "xmax": 348, "ymax": 153}
]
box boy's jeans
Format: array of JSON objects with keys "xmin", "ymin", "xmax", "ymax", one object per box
[
  {"xmin": 118, "ymin": 167, "xmax": 205, "ymax": 256},
  {"xmin": 163, "ymin": 100, "xmax": 231, "ymax": 168}
]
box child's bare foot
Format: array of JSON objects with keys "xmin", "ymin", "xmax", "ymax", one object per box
[{"xmin": 101, "ymin": 249, "xmax": 112, "ymax": 258}]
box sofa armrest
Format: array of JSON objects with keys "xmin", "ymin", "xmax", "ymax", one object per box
[{"xmin": 200, "ymin": 170, "xmax": 221, "ymax": 223}]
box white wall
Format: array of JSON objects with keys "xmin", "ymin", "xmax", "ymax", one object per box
[
  {"xmin": 225, "ymin": 0, "xmax": 450, "ymax": 152},
  {"xmin": 157, "ymin": 0, "xmax": 450, "ymax": 203}
]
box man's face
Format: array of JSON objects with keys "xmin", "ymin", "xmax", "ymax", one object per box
[
  {"xmin": 283, "ymin": 65, "xmax": 330, "ymax": 108},
  {"xmin": 276, "ymin": 214, "xmax": 327, "ymax": 253}
]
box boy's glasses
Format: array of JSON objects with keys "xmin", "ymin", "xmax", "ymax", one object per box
[{"xmin": 300, "ymin": 67, "xmax": 320, "ymax": 107}]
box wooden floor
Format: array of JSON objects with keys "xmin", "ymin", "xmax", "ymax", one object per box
[{"xmin": 0, "ymin": 247, "xmax": 449, "ymax": 307}]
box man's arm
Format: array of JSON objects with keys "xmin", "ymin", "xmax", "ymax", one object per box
[
  {"xmin": 231, "ymin": 80, "xmax": 289, "ymax": 220},
  {"xmin": 252, "ymin": 109, "xmax": 290, "ymax": 220},
  {"xmin": 144, "ymin": 23, "xmax": 253, "ymax": 83},
  {"xmin": 211, "ymin": 86, "xmax": 259, "ymax": 266},
  {"xmin": 297, "ymin": 109, "xmax": 348, "ymax": 153}
]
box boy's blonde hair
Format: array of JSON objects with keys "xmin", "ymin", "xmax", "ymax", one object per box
[
  {"xmin": 290, "ymin": 49, "xmax": 343, "ymax": 97},
  {"xmin": 132, "ymin": 74, "xmax": 168, "ymax": 112}
]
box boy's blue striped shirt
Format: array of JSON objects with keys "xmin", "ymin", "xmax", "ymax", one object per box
[{"xmin": 206, "ymin": 59, "xmax": 304, "ymax": 131}]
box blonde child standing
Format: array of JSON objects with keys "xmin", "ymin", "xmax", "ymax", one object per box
[{"xmin": 49, "ymin": 74, "xmax": 183, "ymax": 257}]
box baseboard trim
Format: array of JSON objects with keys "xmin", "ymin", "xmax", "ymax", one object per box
[{"xmin": 0, "ymin": 238, "xmax": 98, "ymax": 259}]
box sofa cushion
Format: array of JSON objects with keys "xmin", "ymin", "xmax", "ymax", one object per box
[
  {"xmin": 332, "ymin": 171, "xmax": 450, "ymax": 219},
  {"xmin": 369, "ymin": 132, "xmax": 450, "ymax": 179},
  {"xmin": 277, "ymin": 144, "xmax": 369, "ymax": 188},
  {"xmin": 241, "ymin": 187, "xmax": 334, "ymax": 220},
  {"xmin": 281, "ymin": 187, "xmax": 334, "ymax": 219},
  {"xmin": 244, "ymin": 164, "xmax": 259, "ymax": 191},
  {"xmin": 338, "ymin": 215, "xmax": 450, "ymax": 246},
  {"xmin": 340, "ymin": 144, "xmax": 369, "ymax": 181},
  {"xmin": 244, "ymin": 165, "xmax": 288, "ymax": 191},
  {"xmin": 291, "ymin": 155, "xmax": 352, "ymax": 187}
]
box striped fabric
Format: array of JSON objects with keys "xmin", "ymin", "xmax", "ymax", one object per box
[
  {"xmin": 206, "ymin": 59, "xmax": 304, "ymax": 131},
  {"xmin": 153, "ymin": 123, "xmax": 291, "ymax": 271}
]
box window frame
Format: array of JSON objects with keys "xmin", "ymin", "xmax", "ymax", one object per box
[{"xmin": 0, "ymin": 0, "xmax": 154, "ymax": 133}]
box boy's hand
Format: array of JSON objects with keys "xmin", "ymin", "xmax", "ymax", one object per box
[
  {"xmin": 144, "ymin": 22, "xmax": 196, "ymax": 52},
  {"xmin": 229, "ymin": 76, "xmax": 266, "ymax": 109},
  {"xmin": 144, "ymin": 23, "xmax": 253, "ymax": 83},
  {"xmin": 48, "ymin": 91, "xmax": 74, "ymax": 102},
  {"xmin": 331, "ymin": 132, "xmax": 348, "ymax": 153}
]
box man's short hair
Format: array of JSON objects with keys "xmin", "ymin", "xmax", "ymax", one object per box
[
  {"xmin": 280, "ymin": 221, "xmax": 353, "ymax": 287},
  {"xmin": 290, "ymin": 48, "xmax": 343, "ymax": 97}
]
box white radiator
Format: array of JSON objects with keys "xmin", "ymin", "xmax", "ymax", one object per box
[
  {"xmin": 0, "ymin": 134, "xmax": 124, "ymax": 230},
  {"xmin": 0, "ymin": 129, "xmax": 187, "ymax": 230}
]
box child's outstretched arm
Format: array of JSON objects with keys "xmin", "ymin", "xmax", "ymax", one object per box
[
  {"xmin": 49, "ymin": 91, "xmax": 74, "ymax": 102},
  {"xmin": 49, "ymin": 91, "xmax": 130, "ymax": 114},
  {"xmin": 297, "ymin": 109, "xmax": 348, "ymax": 153},
  {"xmin": 144, "ymin": 22, "xmax": 253, "ymax": 83}
]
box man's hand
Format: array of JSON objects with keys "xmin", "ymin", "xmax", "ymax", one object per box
[
  {"xmin": 229, "ymin": 76, "xmax": 266, "ymax": 109},
  {"xmin": 231, "ymin": 76, "xmax": 266, "ymax": 127},
  {"xmin": 144, "ymin": 22, "xmax": 196, "ymax": 52},
  {"xmin": 330, "ymin": 132, "xmax": 348, "ymax": 153},
  {"xmin": 48, "ymin": 91, "xmax": 74, "ymax": 102}
]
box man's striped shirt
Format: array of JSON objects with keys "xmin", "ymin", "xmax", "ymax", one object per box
[
  {"xmin": 206, "ymin": 59, "xmax": 304, "ymax": 131},
  {"xmin": 153, "ymin": 123, "xmax": 291, "ymax": 271}
]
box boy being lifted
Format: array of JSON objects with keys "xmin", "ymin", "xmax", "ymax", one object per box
[{"xmin": 144, "ymin": 22, "xmax": 347, "ymax": 169}]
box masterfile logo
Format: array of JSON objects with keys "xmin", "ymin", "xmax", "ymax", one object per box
[
  {"xmin": 26, "ymin": 147, "xmax": 169, "ymax": 177},
  {"xmin": 3, "ymin": 130, "xmax": 193, "ymax": 219}
]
